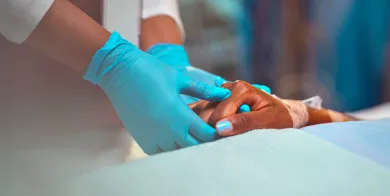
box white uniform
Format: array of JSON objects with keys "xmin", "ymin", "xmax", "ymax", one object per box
[{"xmin": 0, "ymin": 0, "xmax": 183, "ymax": 195}]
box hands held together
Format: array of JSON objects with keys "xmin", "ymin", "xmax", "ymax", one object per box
[
  {"xmin": 190, "ymin": 80, "xmax": 358, "ymax": 138},
  {"xmin": 190, "ymin": 80, "xmax": 294, "ymax": 137},
  {"xmin": 87, "ymin": 32, "xmax": 353, "ymax": 154}
]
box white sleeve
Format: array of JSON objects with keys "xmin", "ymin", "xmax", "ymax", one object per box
[
  {"xmin": 142, "ymin": 0, "xmax": 185, "ymax": 40},
  {"xmin": 0, "ymin": 0, "xmax": 55, "ymax": 44}
]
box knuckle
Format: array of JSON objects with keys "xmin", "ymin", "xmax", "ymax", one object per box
[
  {"xmin": 221, "ymin": 82, "xmax": 233, "ymax": 89},
  {"xmin": 235, "ymin": 114, "xmax": 251, "ymax": 133},
  {"xmin": 239, "ymin": 114, "xmax": 250, "ymax": 125},
  {"xmin": 232, "ymin": 80, "xmax": 252, "ymax": 93},
  {"xmin": 209, "ymin": 114, "xmax": 221, "ymax": 127}
]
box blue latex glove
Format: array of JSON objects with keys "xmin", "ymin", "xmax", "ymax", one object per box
[
  {"xmin": 147, "ymin": 44, "xmax": 272, "ymax": 112},
  {"xmin": 147, "ymin": 44, "xmax": 226, "ymax": 104},
  {"xmin": 84, "ymin": 32, "xmax": 231, "ymax": 154}
]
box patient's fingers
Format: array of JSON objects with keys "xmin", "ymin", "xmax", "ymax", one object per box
[
  {"xmin": 208, "ymin": 81, "xmax": 272, "ymax": 126},
  {"xmin": 197, "ymin": 102, "xmax": 217, "ymax": 122},
  {"xmin": 209, "ymin": 94, "xmax": 264, "ymax": 126},
  {"xmin": 221, "ymin": 82, "xmax": 233, "ymax": 89},
  {"xmin": 189, "ymin": 101, "xmax": 217, "ymax": 122},
  {"xmin": 209, "ymin": 80, "xmax": 294, "ymax": 135},
  {"xmin": 189, "ymin": 100, "xmax": 209, "ymax": 114},
  {"xmin": 198, "ymin": 109, "xmax": 214, "ymax": 123},
  {"xmin": 215, "ymin": 107, "xmax": 293, "ymax": 136}
]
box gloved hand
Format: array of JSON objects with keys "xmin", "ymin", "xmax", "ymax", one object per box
[
  {"xmin": 147, "ymin": 43, "xmax": 272, "ymax": 112},
  {"xmin": 147, "ymin": 44, "xmax": 226, "ymax": 104},
  {"xmin": 84, "ymin": 32, "xmax": 231, "ymax": 154}
]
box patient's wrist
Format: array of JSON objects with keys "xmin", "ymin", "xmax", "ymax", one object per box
[
  {"xmin": 307, "ymin": 107, "xmax": 359, "ymax": 126},
  {"xmin": 307, "ymin": 107, "xmax": 333, "ymax": 126},
  {"xmin": 279, "ymin": 99, "xmax": 309, "ymax": 128}
]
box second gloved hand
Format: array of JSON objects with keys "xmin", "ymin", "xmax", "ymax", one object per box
[
  {"xmin": 147, "ymin": 44, "xmax": 226, "ymax": 104},
  {"xmin": 84, "ymin": 32, "xmax": 231, "ymax": 155},
  {"xmin": 147, "ymin": 43, "xmax": 272, "ymax": 112}
]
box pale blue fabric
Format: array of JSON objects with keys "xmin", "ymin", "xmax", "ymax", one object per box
[
  {"xmin": 303, "ymin": 118, "xmax": 390, "ymax": 169},
  {"xmin": 53, "ymin": 129, "xmax": 390, "ymax": 196}
]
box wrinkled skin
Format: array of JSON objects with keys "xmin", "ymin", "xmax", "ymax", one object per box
[{"xmin": 189, "ymin": 80, "xmax": 293, "ymax": 137}]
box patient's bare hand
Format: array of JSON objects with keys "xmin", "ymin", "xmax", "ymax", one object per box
[{"xmin": 189, "ymin": 80, "xmax": 293, "ymax": 136}]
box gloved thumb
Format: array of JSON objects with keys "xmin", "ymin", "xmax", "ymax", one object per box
[
  {"xmin": 180, "ymin": 77, "xmax": 231, "ymax": 102},
  {"xmin": 215, "ymin": 77, "xmax": 227, "ymax": 87}
]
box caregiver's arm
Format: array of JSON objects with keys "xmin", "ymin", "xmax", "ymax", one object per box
[
  {"xmin": 139, "ymin": 0, "xmax": 227, "ymax": 105},
  {"xmin": 1, "ymin": 0, "xmax": 232, "ymax": 155},
  {"xmin": 139, "ymin": 0, "xmax": 183, "ymax": 51},
  {"xmin": 0, "ymin": 0, "xmax": 110, "ymax": 73}
]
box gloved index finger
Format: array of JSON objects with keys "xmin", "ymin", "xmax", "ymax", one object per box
[
  {"xmin": 180, "ymin": 78, "xmax": 231, "ymax": 102},
  {"xmin": 215, "ymin": 77, "xmax": 228, "ymax": 87}
]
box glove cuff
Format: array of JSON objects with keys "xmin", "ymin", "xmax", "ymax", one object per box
[
  {"xmin": 83, "ymin": 31, "xmax": 138, "ymax": 85},
  {"xmin": 147, "ymin": 43, "xmax": 191, "ymax": 69}
]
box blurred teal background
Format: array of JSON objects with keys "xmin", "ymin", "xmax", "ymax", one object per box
[{"xmin": 179, "ymin": 0, "xmax": 390, "ymax": 112}]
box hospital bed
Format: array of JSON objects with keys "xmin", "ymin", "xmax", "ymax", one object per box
[
  {"xmin": 56, "ymin": 5, "xmax": 390, "ymax": 194},
  {"xmin": 48, "ymin": 118, "xmax": 390, "ymax": 196},
  {"xmin": 125, "ymin": 103, "xmax": 390, "ymax": 161},
  {"xmin": 350, "ymin": 103, "xmax": 390, "ymax": 120}
]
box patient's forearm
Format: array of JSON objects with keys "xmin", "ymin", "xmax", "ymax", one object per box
[
  {"xmin": 306, "ymin": 107, "xmax": 359, "ymax": 126},
  {"xmin": 190, "ymin": 80, "xmax": 360, "ymax": 135}
]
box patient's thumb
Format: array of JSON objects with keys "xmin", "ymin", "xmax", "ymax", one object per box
[{"xmin": 215, "ymin": 114, "xmax": 251, "ymax": 136}]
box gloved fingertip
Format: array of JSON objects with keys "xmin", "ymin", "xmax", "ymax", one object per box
[
  {"xmin": 239, "ymin": 104, "xmax": 251, "ymax": 113},
  {"xmin": 143, "ymin": 146, "xmax": 159, "ymax": 155},
  {"xmin": 182, "ymin": 80, "xmax": 231, "ymax": 102},
  {"xmin": 214, "ymin": 88, "xmax": 231, "ymax": 101},
  {"xmin": 204, "ymin": 84, "xmax": 231, "ymax": 102},
  {"xmin": 215, "ymin": 77, "xmax": 227, "ymax": 87},
  {"xmin": 189, "ymin": 122, "xmax": 218, "ymax": 142},
  {"xmin": 252, "ymin": 84, "xmax": 271, "ymax": 94}
]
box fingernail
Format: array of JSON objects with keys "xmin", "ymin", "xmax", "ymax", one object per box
[{"xmin": 216, "ymin": 120, "xmax": 233, "ymax": 133}]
